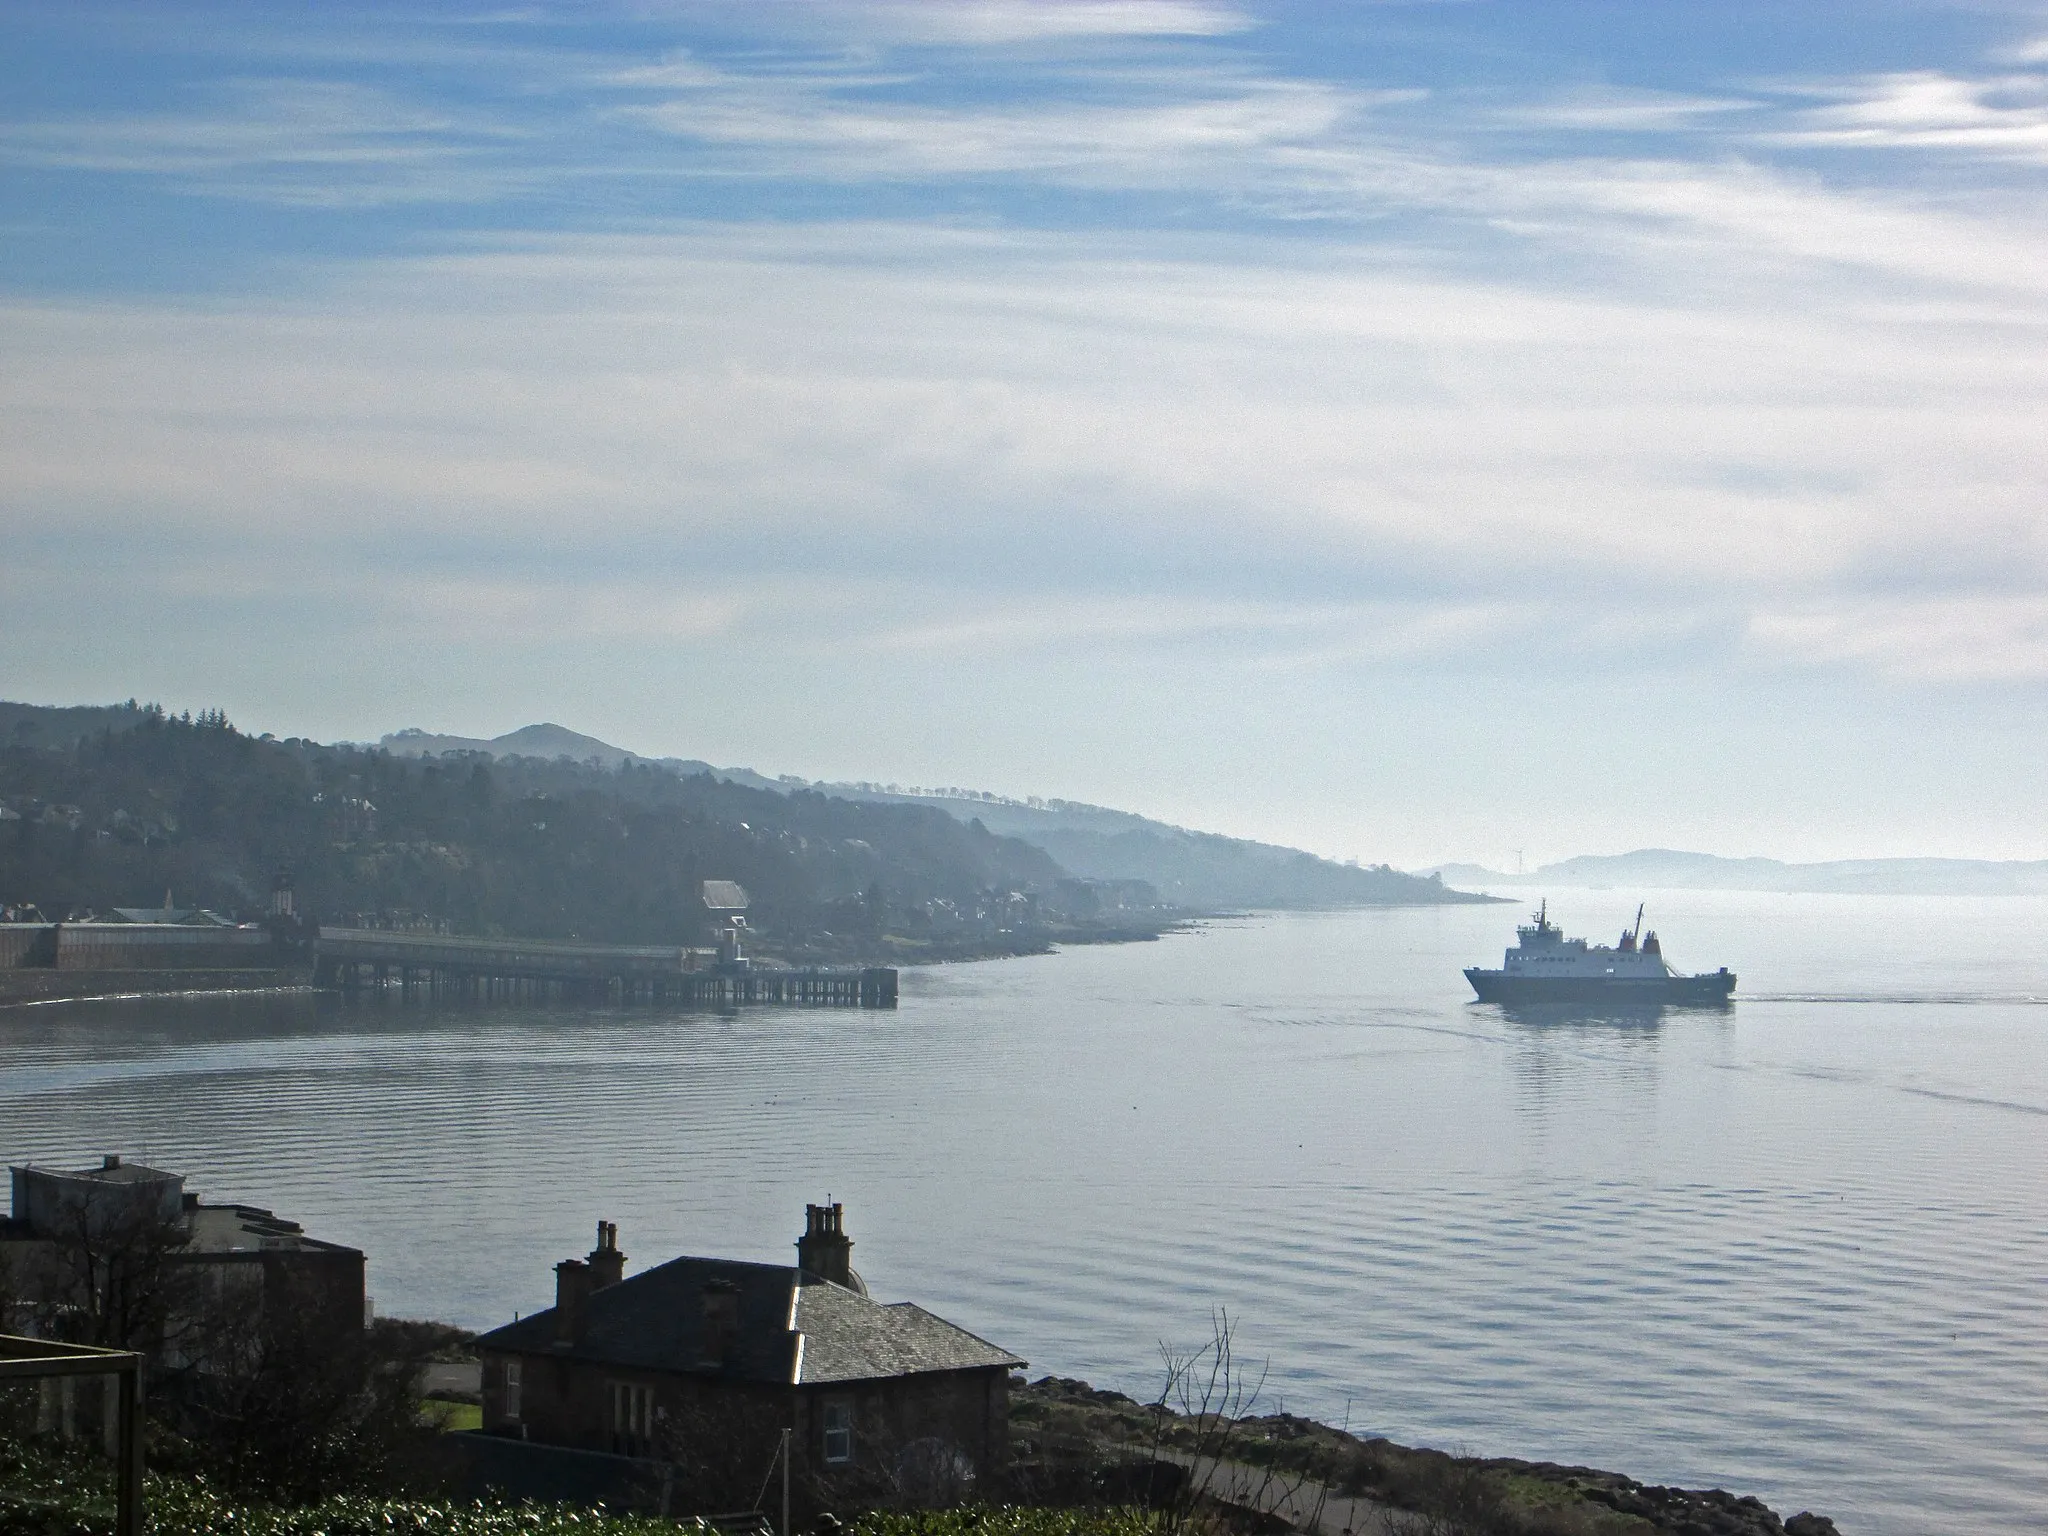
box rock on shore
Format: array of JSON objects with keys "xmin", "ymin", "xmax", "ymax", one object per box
[{"xmin": 1011, "ymin": 1376, "xmax": 1841, "ymax": 1536}]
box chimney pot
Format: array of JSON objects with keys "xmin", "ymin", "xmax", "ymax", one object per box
[
  {"xmin": 796, "ymin": 1200, "xmax": 855, "ymax": 1289},
  {"xmin": 587, "ymin": 1220, "xmax": 626, "ymax": 1290}
]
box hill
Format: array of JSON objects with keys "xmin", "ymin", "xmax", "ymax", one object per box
[
  {"xmin": 0, "ymin": 704, "xmax": 1091, "ymax": 962},
  {"xmin": 0, "ymin": 698, "xmax": 159, "ymax": 751},
  {"xmin": 1424, "ymin": 847, "xmax": 2048, "ymax": 897},
  {"xmin": 823, "ymin": 790, "xmax": 1474, "ymax": 908},
  {"xmin": 377, "ymin": 724, "xmax": 790, "ymax": 789},
  {"xmin": 376, "ymin": 725, "xmax": 1489, "ymax": 911},
  {"xmin": 379, "ymin": 723, "xmax": 637, "ymax": 767}
]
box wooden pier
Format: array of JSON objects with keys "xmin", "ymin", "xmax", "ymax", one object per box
[{"xmin": 311, "ymin": 928, "xmax": 896, "ymax": 1008}]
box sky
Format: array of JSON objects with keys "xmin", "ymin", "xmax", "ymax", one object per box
[{"xmin": 3, "ymin": 1, "xmax": 2047, "ymax": 868}]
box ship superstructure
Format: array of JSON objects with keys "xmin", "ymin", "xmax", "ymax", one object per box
[{"xmin": 1464, "ymin": 902, "xmax": 1734, "ymax": 1004}]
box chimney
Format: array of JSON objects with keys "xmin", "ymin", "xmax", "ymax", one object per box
[
  {"xmin": 102, "ymin": 1154, "xmax": 122, "ymax": 1171},
  {"xmin": 587, "ymin": 1220, "xmax": 626, "ymax": 1289},
  {"xmin": 554, "ymin": 1258, "xmax": 592, "ymax": 1346},
  {"xmin": 699, "ymin": 1278, "xmax": 740, "ymax": 1367},
  {"xmin": 796, "ymin": 1201, "xmax": 854, "ymax": 1289}
]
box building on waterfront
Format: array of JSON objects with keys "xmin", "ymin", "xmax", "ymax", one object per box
[
  {"xmin": 473, "ymin": 1203, "xmax": 1022, "ymax": 1510},
  {"xmin": 702, "ymin": 880, "xmax": 750, "ymax": 970},
  {"xmin": 0, "ymin": 1155, "xmax": 366, "ymax": 1353},
  {"xmin": 105, "ymin": 901, "xmax": 235, "ymax": 925},
  {"xmin": 0, "ymin": 921, "xmax": 276, "ymax": 976}
]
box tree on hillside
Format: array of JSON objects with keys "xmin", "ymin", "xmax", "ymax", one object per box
[{"xmin": 0, "ymin": 709, "xmax": 1072, "ymax": 956}]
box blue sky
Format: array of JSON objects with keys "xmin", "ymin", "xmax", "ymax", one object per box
[{"xmin": 4, "ymin": 1, "xmax": 2047, "ymax": 865}]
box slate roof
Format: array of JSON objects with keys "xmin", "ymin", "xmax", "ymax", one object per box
[
  {"xmin": 184, "ymin": 1202, "xmax": 363, "ymax": 1257},
  {"xmin": 49, "ymin": 1160, "xmax": 182, "ymax": 1186},
  {"xmin": 701, "ymin": 881, "xmax": 749, "ymax": 911},
  {"xmin": 476, "ymin": 1255, "xmax": 1023, "ymax": 1387},
  {"xmin": 107, "ymin": 907, "xmax": 234, "ymax": 926}
]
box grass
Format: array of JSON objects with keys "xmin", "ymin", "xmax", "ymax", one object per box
[{"xmin": 426, "ymin": 1399, "xmax": 484, "ymax": 1432}]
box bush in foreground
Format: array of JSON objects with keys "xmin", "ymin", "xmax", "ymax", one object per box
[
  {"xmin": 0, "ymin": 1443, "xmax": 684, "ymax": 1536},
  {"xmin": 2, "ymin": 1445, "xmax": 1159, "ymax": 1536},
  {"xmin": 847, "ymin": 1513, "xmax": 1155, "ymax": 1536}
]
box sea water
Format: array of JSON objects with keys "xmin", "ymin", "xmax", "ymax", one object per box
[{"xmin": 3, "ymin": 891, "xmax": 2044, "ymax": 1533}]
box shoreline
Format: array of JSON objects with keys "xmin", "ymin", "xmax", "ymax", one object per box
[
  {"xmin": 0, "ymin": 899, "xmax": 1492, "ymax": 1008},
  {"xmin": 1015, "ymin": 1375, "xmax": 1842, "ymax": 1536}
]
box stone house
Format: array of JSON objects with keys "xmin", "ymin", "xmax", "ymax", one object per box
[
  {"xmin": 1, "ymin": 1156, "xmax": 366, "ymax": 1354},
  {"xmin": 474, "ymin": 1204, "xmax": 1022, "ymax": 1506}
]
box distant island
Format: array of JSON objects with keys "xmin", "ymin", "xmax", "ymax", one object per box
[{"xmin": 1424, "ymin": 846, "xmax": 2048, "ymax": 898}]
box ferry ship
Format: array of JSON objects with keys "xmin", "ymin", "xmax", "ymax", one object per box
[{"xmin": 1465, "ymin": 902, "xmax": 1735, "ymax": 1005}]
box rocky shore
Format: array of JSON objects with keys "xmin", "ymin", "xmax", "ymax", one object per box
[{"xmin": 1011, "ymin": 1376, "xmax": 1841, "ymax": 1536}]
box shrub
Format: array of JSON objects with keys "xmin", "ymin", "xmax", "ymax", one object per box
[
  {"xmin": 848, "ymin": 1511, "xmax": 1156, "ymax": 1536},
  {"xmin": 0, "ymin": 1442, "xmax": 687, "ymax": 1536}
]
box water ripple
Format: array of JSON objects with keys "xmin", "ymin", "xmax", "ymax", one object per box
[{"xmin": 5, "ymin": 896, "xmax": 2048, "ymax": 1533}]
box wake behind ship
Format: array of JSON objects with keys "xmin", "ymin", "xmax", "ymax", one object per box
[{"xmin": 1465, "ymin": 902, "xmax": 1735, "ymax": 1005}]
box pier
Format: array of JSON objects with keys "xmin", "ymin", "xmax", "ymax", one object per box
[{"xmin": 311, "ymin": 927, "xmax": 897, "ymax": 1008}]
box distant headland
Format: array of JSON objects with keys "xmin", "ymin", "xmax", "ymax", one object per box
[{"xmin": 1423, "ymin": 846, "xmax": 2048, "ymax": 898}]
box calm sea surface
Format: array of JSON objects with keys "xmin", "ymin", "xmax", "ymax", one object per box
[{"xmin": 4, "ymin": 892, "xmax": 2046, "ymax": 1534}]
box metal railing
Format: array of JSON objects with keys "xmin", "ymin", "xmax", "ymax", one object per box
[{"xmin": 0, "ymin": 1334, "xmax": 145, "ymax": 1536}]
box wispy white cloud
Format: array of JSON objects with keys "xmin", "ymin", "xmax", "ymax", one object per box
[
  {"xmin": 870, "ymin": 593, "xmax": 1339, "ymax": 652},
  {"xmin": 0, "ymin": 78, "xmax": 531, "ymax": 206},
  {"xmin": 846, "ymin": 1, "xmax": 1255, "ymax": 45},
  {"xmin": 592, "ymin": 45, "xmax": 2048, "ymax": 303},
  {"xmin": 1988, "ymin": 33, "xmax": 2048, "ymax": 66},
  {"xmin": 5, "ymin": 197, "xmax": 2046, "ymax": 682},
  {"xmin": 1773, "ymin": 68, "xmax": 2048, "ymax": 161},
  {"xmin": 623, "ymin": 72, "xmax": 1363, "ymax": 180},
  {"xmin": 367, "ymin": 574, "xmax": 757, "ymax": 643},
  {"xmin": 1505, "ymin": 85, "xmax": 1760, "ymax": 132},
  {"xmin": 1526, "ymin": 157, "xmax": 2048, "ymax": 293},
  {"xmin": 1750, "ymin": 596, "xmax": 2048, "ymax": 682},
  {"xmin": 863, "ymin": 591, "xmax": 1718, "ymax": 674}
]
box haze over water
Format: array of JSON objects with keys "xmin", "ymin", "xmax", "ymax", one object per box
[{"xmin": 4, "ymin": 891, "xmax": 2045, "ymax": 1534}]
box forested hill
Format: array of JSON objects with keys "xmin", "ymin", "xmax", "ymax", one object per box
[
  {"xmin": 819, "ymin": 789, "xmax": 1485, "ymax": 909},
  {"xmin": 0, "ymin": 706, "xmax": 1066, "ymax": 956},
  {"xmin": 373, "ymin": 724, "xmax": 1490, "ymax": 911}
]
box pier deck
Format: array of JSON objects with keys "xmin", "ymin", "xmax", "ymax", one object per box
[{"xmin": 312, "ymin": 928, "xmax": 896, "ymax": 1008}]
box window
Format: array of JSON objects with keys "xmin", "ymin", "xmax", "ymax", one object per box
[
  {"xmin": 610, "ymin": 1381, "xmax": 655, "ymax": 1457},
  {"xmin": 822, "ymin": 1400, "xmax": 853, "ymax": 1465},
  {"xmin": 503, "ymin": 1361, "xmax": 521, "ymax": 1422}
]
